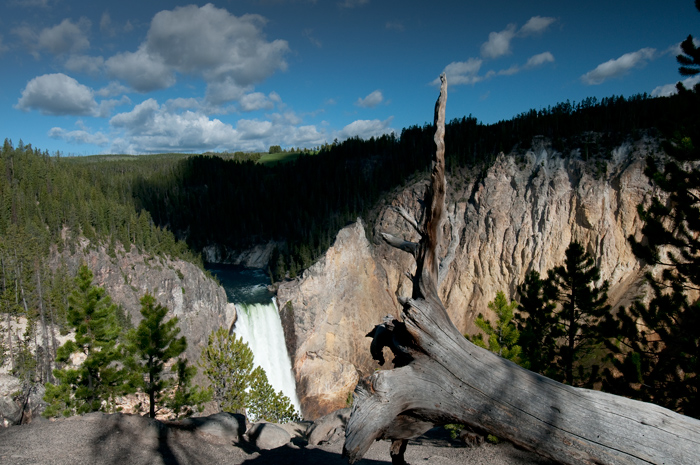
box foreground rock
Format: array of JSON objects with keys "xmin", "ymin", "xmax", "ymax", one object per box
[
  {"xmin": 0, "ymin": 375, "xmax": 46, "ymax": 427},
  {"xmin": 0, "ymin": 411, "xmax": 556, "ymax": 465}
]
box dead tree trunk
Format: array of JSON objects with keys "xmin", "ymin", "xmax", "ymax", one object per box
[{"xmin": 342, "ymin": 74, "xmax": 700, "ymax": 465}]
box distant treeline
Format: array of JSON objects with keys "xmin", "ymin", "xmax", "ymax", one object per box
[{"xmin": 132, "ymin": 91, "xmax": 694, "ymax": 279}]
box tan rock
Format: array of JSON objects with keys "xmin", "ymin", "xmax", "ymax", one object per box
[{"xmin": 280, "ymin": 137, "xmax": 661, "ymax": 419}]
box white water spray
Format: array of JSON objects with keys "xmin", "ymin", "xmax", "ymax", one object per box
[{"xmin": 233, "ymin": 299, "xmax": 302, "ymax": 415}]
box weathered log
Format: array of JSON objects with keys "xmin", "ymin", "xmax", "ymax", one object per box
[{"xmin": 342, "ymin": 73, "xmax": 700, "ymax": 465}]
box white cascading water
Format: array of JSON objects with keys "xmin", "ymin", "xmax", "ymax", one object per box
[{"xmin": 233, "ymin": 299, "xmax": 302, "ymax": 415}]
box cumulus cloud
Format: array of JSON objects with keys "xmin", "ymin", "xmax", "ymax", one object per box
[
  {"xmin": 651, "ymin": 75, "xmax": 700, "ymax": 97},
  {"xmin": 437, "ymin": 58, "xmax": 483, "ymax": 85},
  {"xmin": 107, "ymin": 97, "xmax": 325, "ymax": 153},
  {"xmin": 111, "ymin": 4, "xmax": 290, "ymax": 103},
  {"xmin": 96, "ymin": 81, "xmax": 130, "ymax": 98},
  {"xmin": 525, "ymin": 51, "xmax": 555, "ymax": 68},
  {"xmin": 16, "ymin": 73, "xmax": 98, "ymax": 115},
  {"xmin": 100, "ymin": 11, "xmax": 116, "ymax": 37},
  {"xmin": 64, "ymin": 54, "xmax": 105, "ymax": 76},
  {"xmin": 520, "ymin": 16, "xmax": 556, "ymax": 35},
  {"xmin": 481, "ymin": 24, "xmax": 516, "ymax": 59},
  {"xmin": 38, "ymin": 18, "xmax": 91, "ymax": 55},
  {"xmin": 239, "ymin": 92, "xmax": 278, "ymax": 112},
  {"xmin": 581, "ymin": 48, "xmax": 656, "ymax": 85},
  {"xmin": 337, "ymin": 116, "xmax": 394, "ymax": 140},
  {"xmin": 49, "ymin": 127, "xmax": 110, "ymax": 146},
  {"xmin": 356, "ymin": 90, "xmax": 384, "ymax": 108},
  {"xmin": 109, "ymin": 99, "xmax": 240, "ymax": 152},
  {"xmin": 105, "ymin": 46, "xmax": 176, "ymax": 93}
]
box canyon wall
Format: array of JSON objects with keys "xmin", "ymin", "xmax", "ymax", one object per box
[
  {"xmin": 51, "ymin": 241, "xmax": 236, "ymax": 370},
  {"xmin": 278, "ymin": 137, "xmax": 661, "ymax": 419}
]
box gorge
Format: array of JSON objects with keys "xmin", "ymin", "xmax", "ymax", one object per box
[{"xmin": 276, "ymin": 134, "xmax": 660, "ymax": 419}]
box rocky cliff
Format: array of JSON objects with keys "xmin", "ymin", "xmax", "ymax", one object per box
[
  {"xmin": 277, "ymin": 136, "xmax": 660, "ymax": 419},
  {"xmin": 51, "ymin": 241, "xmax": 236, "ymax": 370}
]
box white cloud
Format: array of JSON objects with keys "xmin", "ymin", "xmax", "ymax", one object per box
[
  {"xmin": 525, "ymin": 51, "xmax": 555, "ymax": 68},
  {"xmin": 237, "ymin": 119, "xmax": 274, "ymax": 140},
  {"xmin": 110, "ymin": 99, "xmax": 240, "ymax": 152},
  {"xmin": 96, "ymin": 81, "xmax": 130, "ymax": 98},
  {"xmin": 16, "ymin": 73, "xmax": 98, "ymax": 116},
  {"xmin": 437, "ymin": 58, "xmax": 483, "ymax": 85},
  {"xmin": 520, "ymin": 16, "xmax": 556, "ymax": 36},
  {"xmin": 100, "ymin": 12, "xmax": 116, "ymax": 37},
  {"xmin": 337, "ymin": 117, "xmax": 394, "ymax": 140},
  {"xmin": 105, "ymin": 46, "xmax": 176, "ymax": 92},
  {"xmin": 356, "ymin": 90, "xmax": 384, "ymax": 108},
  {"xmin": 49, "ymin": 127, "xmax": 110, "ymax": 146},
  {"xmin": 104, "ymin": 4, "xmax": 289, "ymax": 98},
  {"xmin": 38, "ymin": 18, "xmax": 91, "ymax": 55},
  {"xmin": 581, "ymin": 48, "xmax": 656, "ymax": 85},
  {"xmin": 64, "ymin": 54, "xmax": 104, "ymax": 76},
  {"xmin": 239, "ymin": 92, "xmax": 277, "ymax": 112},
  {"xmin": 143, "ymin": 4, "xmax": 289, "ymax": 103},
  {"xmin": 165, "ymin": 97, "xmax": 202, "ymax": 111},
  {"xmin": 481, "ymin": 24, "xmax": 516, "ymax": 59},
  {"xmin": 97, "ymin": 96, "xmax": 131, "ymax": 118},
  {"xmin": 651, "ymin": 75, "xmax": 700, "ymax": 97}
]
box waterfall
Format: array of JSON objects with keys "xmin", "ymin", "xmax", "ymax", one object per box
[{"xmin": 233, "ymin": 299, "xmax": 302, "ymax": 415}]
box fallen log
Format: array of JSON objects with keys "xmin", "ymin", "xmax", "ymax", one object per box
[{"xmin": 342, "ymin": 73, "xmax": 700, "ymax": 465}]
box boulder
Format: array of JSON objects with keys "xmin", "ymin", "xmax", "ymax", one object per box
[
  {"xmin": 179, "ymin": 412, "xmax": 246, "ymax": 442},
  {"xmin": 246, "ymin": 422, "xmax": 292, "ymax": 450},
  {"xmin": 307, "ymin": 407, "xmax": 351, "ymax": 445},
  {"xmin": 0, "ymin": 375, "xmax": 46, "ymax": 427}
]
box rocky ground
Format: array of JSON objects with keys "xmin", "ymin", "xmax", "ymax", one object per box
[{"xmin": 0, "ymin": 412, "xmax": 558, "ymax": 465}]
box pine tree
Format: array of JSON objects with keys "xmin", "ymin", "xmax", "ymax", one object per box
[
  {"xmin": 515, "ymin": 271, "xmax": 561, "ymax": 375},
  {"xmin": 199, "ymin": 327, "xmax": 301, "ymax": 422},
  {"xmin": 43, "ymin": 265, "xmax": 132, "ymax": 417},
  {"xmin": 247, "ymin": 366, "xmax": 301, "ymax": 423},
  {"xmin": 607, "ymin": 5, "xmax": 700, "ymax": 416},
  {"xmin": 127, "ymin": 293, "xmax": 206, "ymax": 418},
  {"xmin": 469, "ymin": 291, "xmax": 522, "ymax": 363},
  {"xmin": 548, "ymin": 242, "xmax": 610, "ymax": 386},
  {"xmin": 199, "ymin": 327, "xmax": 254, "ymax": 413}
]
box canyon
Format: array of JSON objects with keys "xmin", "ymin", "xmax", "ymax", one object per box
[{"xmin": 278, "ymin": 136, "xmax": 660, "ymax": 419}]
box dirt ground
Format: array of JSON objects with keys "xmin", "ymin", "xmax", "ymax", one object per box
[{"xmin": 0, "ymin": 413, "xmax": 558, "ymax": 465}]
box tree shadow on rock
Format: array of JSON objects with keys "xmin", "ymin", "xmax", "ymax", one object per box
[{"xmin": 241, "ymin": 444, "xmax": 390, "ymax": 465}]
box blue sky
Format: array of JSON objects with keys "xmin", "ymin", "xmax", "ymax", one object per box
[{"xmin": 1, "ymin": 0, "xmax": 698, "ymax": 155}]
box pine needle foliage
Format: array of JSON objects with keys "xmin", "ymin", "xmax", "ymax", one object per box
[
  {"xmin": 43, "ymin": 265, "xmax": 132, "ymax": 417},
  {"xmin": 470, "ymin": 291, "xmax": 522, "ymax": 363}
]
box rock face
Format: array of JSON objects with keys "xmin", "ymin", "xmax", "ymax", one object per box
[
  {"xmin": 0, "ymin": 375, "xmax": 46, "ymax": 427},
  {"xmin": 51, "ymin": 242, "xmax": 236, "ymax": 372},
  {"xmin": 278, "ymin": 137, "xmax": 660, "ymax": 419},
  {"xmin": 276, "ymin": 220, "xmax": 397, "ymax": 420},
  {"xmin": 201, "ymin": 242, "xmax": 277, "ymax": 268}
]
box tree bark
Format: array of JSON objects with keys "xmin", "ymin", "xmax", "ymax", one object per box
[{"xmin": 342, "ymin": 74, "xmax": 700, "ymax": 465}]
